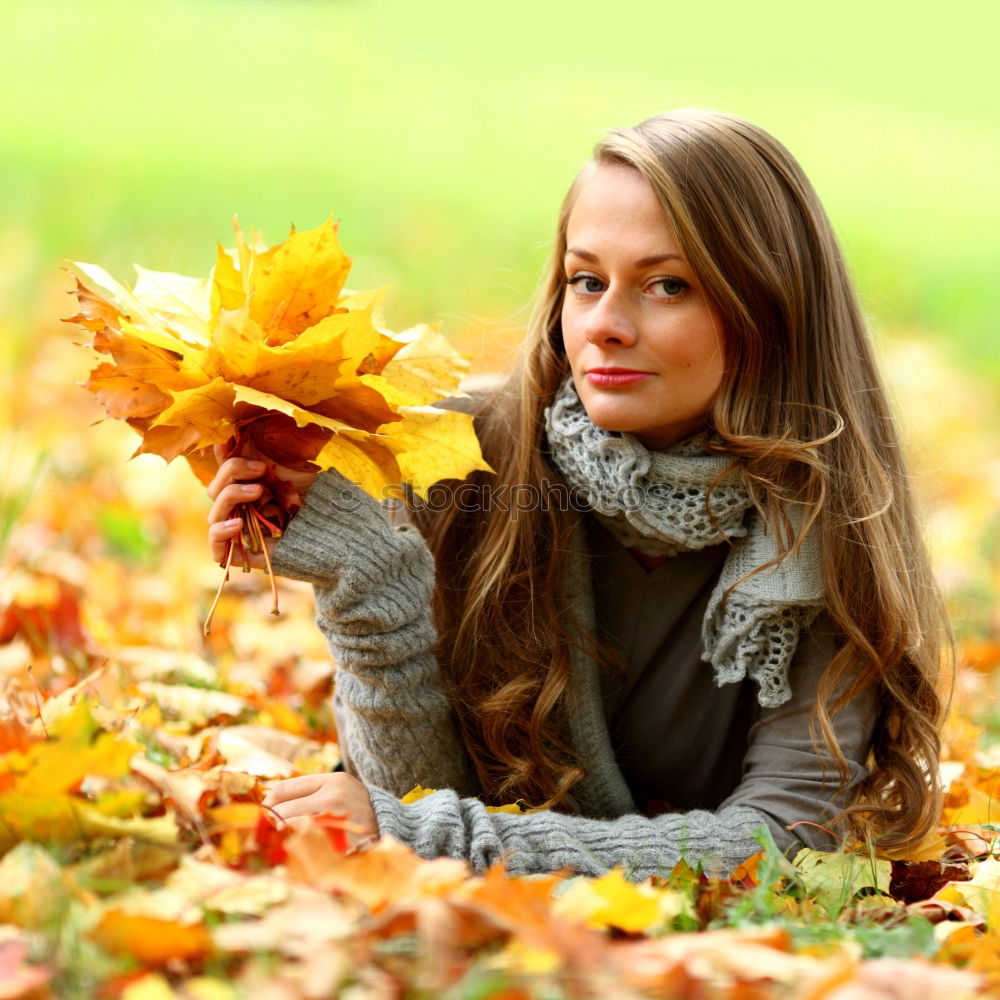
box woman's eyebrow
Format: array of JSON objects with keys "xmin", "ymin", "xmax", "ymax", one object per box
[{"xmin": 564, "ymin": 247, "xmax": 684, "ymax": 267}]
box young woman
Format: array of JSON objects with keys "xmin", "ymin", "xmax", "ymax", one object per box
[{"xmin": 207, "ymin": 110, "xmax": 948, "ymax": 877}]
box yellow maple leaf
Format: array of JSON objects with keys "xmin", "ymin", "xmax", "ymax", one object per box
[
  {"xmin": 553, "ymin": 868, "xmax": 664, "ymax": 933},
  {"xmin": 400, "ymin": 784, "xmax": 437, "ymax": 804},
  {"xmin": 0, "ymin": 699, "xmax": 154, "ymax": 849},
  {"xmin": 148, "ymin": 378, "xmax": 240, "ymax": 449},
  {"xmin": 313, "ymin": 432, "xmax": 404, "ymax": 499},
  {"xmin": 131, "ymin": 265, "xmax": 211, "ymax": 345},
  {"xmin": 0, "ymin": 699, "xmax": 139, "ymax": 796},
  {"xmin": 936, "ymin": 858, "xmax": 1000, "ymax": 917},
  {"xmin": 211, "ymin": 218, "xmax": 352, "ymax": 340},
  {"xmin": 380, "ymin": 406, "xmax": 492, "ymax": 498},
  {"xmin": 362, "ymin": 323, "xmax": 469, "ymax": 406}
]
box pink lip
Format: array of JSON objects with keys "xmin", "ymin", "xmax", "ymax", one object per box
[{"xmin": 586, "ymin": 368, "xmax": 650, "ymax": 387}]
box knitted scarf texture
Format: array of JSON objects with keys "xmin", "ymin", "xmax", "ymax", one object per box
[{"xmin": 544, "ymin": 377, "xmax": 824, "ymax": 708}]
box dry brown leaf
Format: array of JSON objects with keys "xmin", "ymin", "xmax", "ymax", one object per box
[{"xmin": 283, "ymin": 831, "xmax": 464, "ymax": 912}]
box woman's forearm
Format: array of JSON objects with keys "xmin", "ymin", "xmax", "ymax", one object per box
[
  {"xmin": 369, "ymin": 786, "xmax": 767, "ymax": 879},
  {"xmin": 271, "ymin": 469, "xmax": 477, "ymax": 797}
]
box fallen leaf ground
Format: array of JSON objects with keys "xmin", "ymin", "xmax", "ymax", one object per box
[{"xmin": 1, "ymin": 284, "xmax": 999, "ymax": 998}]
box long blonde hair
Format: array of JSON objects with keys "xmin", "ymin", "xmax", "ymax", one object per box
[{"xmin": 418, "ymin": 110, "xmax": 948, "ymax": 853}]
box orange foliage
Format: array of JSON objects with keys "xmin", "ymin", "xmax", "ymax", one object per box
[{"xmin": 68, "ymin": 219, "xmax": 489, "ymax": 503}]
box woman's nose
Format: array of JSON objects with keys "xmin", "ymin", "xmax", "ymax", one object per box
[{"xmin": 584, "ymin": 291, "xmax": 638, "ymax": 346}]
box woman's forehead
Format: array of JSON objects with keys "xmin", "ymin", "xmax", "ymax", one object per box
[{"xmin": 564, "ymin": 163, "xmax": 677, "ymax": 251}]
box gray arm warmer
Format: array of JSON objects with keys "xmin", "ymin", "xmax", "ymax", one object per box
[{"xmin": 370, "ymin": 787, "xmax": 766, "ymax": 878}]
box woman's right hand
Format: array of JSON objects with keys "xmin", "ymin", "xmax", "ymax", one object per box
[{"xmin": 206, "ymin": 455, "xmax": 319, "ymax": 568}]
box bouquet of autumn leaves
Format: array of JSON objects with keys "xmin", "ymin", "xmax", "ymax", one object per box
[{"xmin": 67, "ymin": 218, "xmax": 490, "ymax": 630}]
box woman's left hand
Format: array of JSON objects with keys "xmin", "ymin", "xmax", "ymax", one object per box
[{"xmin": 263, "ymin": 773, "xmax": 379, "ymax": 848}]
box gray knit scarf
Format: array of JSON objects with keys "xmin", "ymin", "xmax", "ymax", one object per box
[{"xmin": 544, "ymin": 377, "xmax": 824, "ymax": 708}]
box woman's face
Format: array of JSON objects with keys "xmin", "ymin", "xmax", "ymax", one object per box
[{"xmin": 560, "ymin": 162, "xmax": 726, "ymax": 450}]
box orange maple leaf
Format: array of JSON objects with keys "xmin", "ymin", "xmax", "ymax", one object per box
[{"xmin": 91, "ymin": 910, "xmax": 213, "ymax": 965}]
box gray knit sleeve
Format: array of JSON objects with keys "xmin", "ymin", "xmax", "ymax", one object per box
[
  {"xmin": 369, "ymin": 786, "xmax": 766, "ymax": 878},
  {"xmin": 718, "ymin": 618, "xmax": 877, "ymax": 853},
  {"xmin": 270, "ymin": 469, "xmax": 477, "ymax": 797}
]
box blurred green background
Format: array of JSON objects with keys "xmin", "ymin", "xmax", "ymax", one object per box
[{"xmin": 1, "ymin": 0, "xmax": 998, "ymax": 375}]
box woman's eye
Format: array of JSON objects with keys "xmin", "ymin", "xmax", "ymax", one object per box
[
  {"xmin": 567, "ymin": 274, "xmax": 605, "ymax": 294},
  {"xmin": 650, "ymin": 277, "xmax": 688, "ymax": 297}
]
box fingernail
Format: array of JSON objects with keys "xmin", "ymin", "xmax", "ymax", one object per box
[
  {"xmin": 247, "ymin": 461, "xmax": 265, "ymax": 471},
  {"xmin": 241, "ymin": 484, "xmax": 260, "ymax": 494},
  {"xmin": 224, "ymin": 518, "xmax": 241, "ymax": 527}
]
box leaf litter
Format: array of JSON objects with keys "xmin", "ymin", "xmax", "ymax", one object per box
[{"xmin": 0, "ymin": 245, "xmax": 999, "ymax": 996}]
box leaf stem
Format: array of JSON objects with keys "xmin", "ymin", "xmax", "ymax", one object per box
[
  {"xmin": 253, "ymin": 508, "xmax": 283, "ymax": 536},
  {"xmin": 203, "ymin": 534, "xmax": 236, "ymax": 637},
  {"xmin": 249, "ymin": 506, "xmax": 281, "ymax": 617},
  {"xmin": 27, "ymin": 664, "xmax": 48, "ymax": 738}
]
